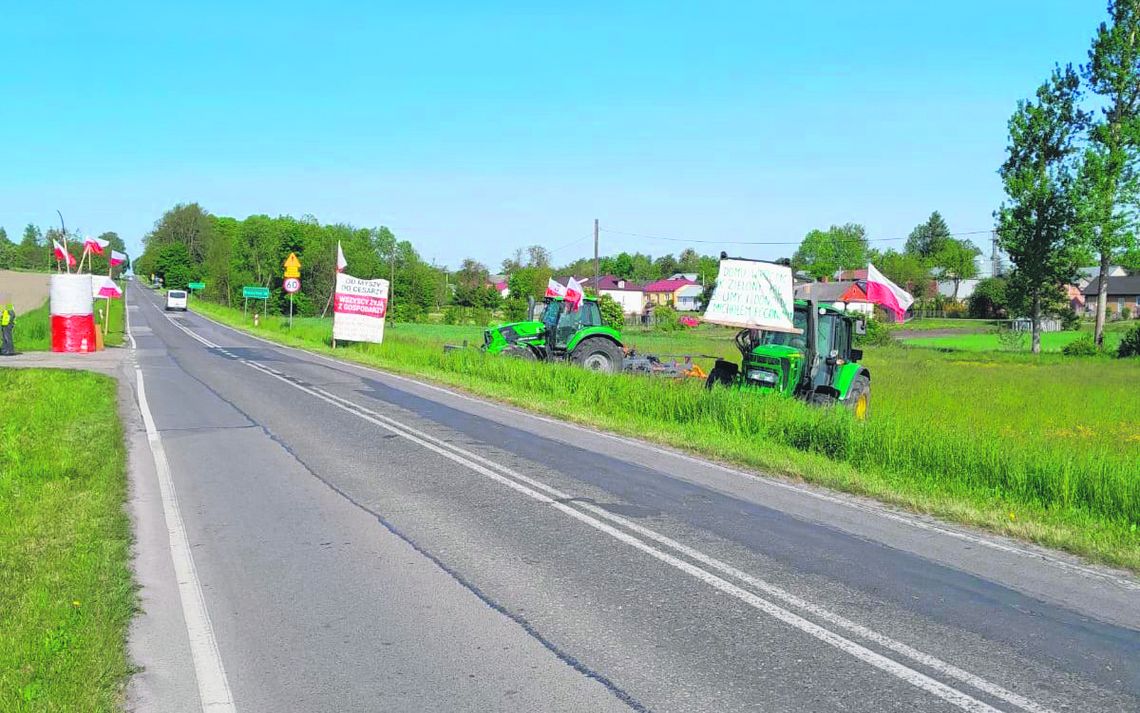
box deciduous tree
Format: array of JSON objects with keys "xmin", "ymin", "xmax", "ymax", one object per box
[
  {"xmin": 997, "ymin": 66, "xmax": 1087, "ymax": 353},
  {"xmin": 792, "ymin": 223, "xmax": 869, "ymax": 280},
  {"xmin": 1081, "ymin": 0, "xmax": 1140, "ymax": 346}
]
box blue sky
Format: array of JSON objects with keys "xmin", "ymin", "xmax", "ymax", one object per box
[{"xmin": 0, "ymin": 1, "xmax": 1109, "ymax": 269}]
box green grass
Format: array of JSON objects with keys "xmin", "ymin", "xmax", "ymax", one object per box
[
  {"xmin": 890, "ymin": 318, "xmax": 1000, "ymax": 332},
  {"xmin": 192, "ymin": 300, "xmax": 1140, "ymax": 571},
  {"xmin": 10, "ymin": 292, "xmax": 125, "ymax": 352},
  {"xmin": 0, "ymin": 369, "xmax": 134, "ymax": 711},
  {"xmin": 902, "ymin": 329, "xmax": 1126, "ymax": 353}
]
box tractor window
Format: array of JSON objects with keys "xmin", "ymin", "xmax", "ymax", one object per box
[
  {"xmin": 580, "ymin": 302, "xmax": 602, "ymax": 327},
  {"xmin": 555, "ymin": 303, "xmax": 581, "ymax": 346},
  {"xmin": 756, "ymin": 307, "xmax": 808, "ymax": 349},
  {"xmin": 834, "ymin": 318, "xmax": 851, "ymax": 361}
]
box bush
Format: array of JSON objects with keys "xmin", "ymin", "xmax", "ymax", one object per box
[
  {"xmin": 597, "ymin": 294, "xmax": 625, "ymax": 331},
  {"xmin": 442, "ymin": 305, "xmax": 463, "ymax": 325},
  {"xmin": 654, "ymin": 304, "xmax": 682, "ymax": 331},
  {"xmin": 1058, "ymin": 309, "xmax": 1081, "ymax": 331},
  {"xmin": 944, "ymin": 301, "xmax": 967, "ymax": 318},
  {"xmin": 1123, "ymin": 306, "xmax": 1133, "ymax": 321},
  {"xmin": 856, "ymin": 317, "xmax": 894, "ymax": 347},
  {"xmin": 995, "ymin": 325, "xmax": 1028, "ymax": 351},
  {"xmin": 503, "ymin": 296, "xmax": 528, "ymax": 322},
  {"xmin": 1118, "ymin": 323, "xmax": 1140, "ymax": 358},
  {"xmin": 968, "ymin": 277, "xmax": 1008, "ymax": 319},
  {"xmin": 472, "ymin": 308, "xmax": 492, "ymax": 326},
  {"xmin": 1062, "ymin": 334, "xmax": 1099, "ymax": 357}
]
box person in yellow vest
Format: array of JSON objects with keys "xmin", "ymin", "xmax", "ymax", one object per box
[{"xmin": 0, "ymin": 304, "xmax": 15, "ymax": 356}]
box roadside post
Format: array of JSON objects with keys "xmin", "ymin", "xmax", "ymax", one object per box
[
  {"xmin": 242, "ymin": 285, "xmax": 270, "ymax": 320},
  {"xmin": 283, "ymin": 253, "xmax": 301, "ymax": 328}
]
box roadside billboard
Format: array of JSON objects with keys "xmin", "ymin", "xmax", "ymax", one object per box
[
  {"xmin": 332, "ymin": 273, "xmax": 389, "ymax": 344},
  {"xmin": 703, "ymin": 258, "xmax": 799, "ymax": 333}
]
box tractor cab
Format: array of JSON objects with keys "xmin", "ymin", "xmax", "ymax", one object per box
[{"xmin": 484, "ymin": 296, "xmax": 625, "ymax": 373}]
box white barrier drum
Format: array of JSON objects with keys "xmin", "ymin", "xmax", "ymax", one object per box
[{"xmin": 50, "ymin": 274, "xmax": 96, "ymax": 352}]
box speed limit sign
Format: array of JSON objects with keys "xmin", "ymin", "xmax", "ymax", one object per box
[{"xmin": 283, "ymin": 277, "xmax": 301, "ymax": 294}]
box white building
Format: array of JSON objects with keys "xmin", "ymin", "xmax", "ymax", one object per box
[{"xmin": 595, "ymin": 275, "xmax": 646, "ymax": 315}]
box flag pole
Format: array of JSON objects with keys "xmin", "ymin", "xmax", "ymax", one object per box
[{"xmin": 104, "ymin": 258, "xmax": 112, "ymax": 336}]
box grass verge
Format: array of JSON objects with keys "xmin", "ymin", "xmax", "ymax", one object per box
[
  {"xmin": 0, "ymin": 369, "xmax": 134, "ymax": 710},
  {"xmin": 191, "ymin": 299, "xmax": 1140, "ymax": 572},
  {"xmin": 11, "ymin": 293, "xmax": 125, "ymax": 352}
]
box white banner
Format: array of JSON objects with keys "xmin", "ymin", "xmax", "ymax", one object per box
[
  {"xmin": 332, "ymin": 273, "xmax": 389, "ymax": 344},
  {"xmin": 703, "ymin": 259, "xmax": 799, "ymax": 333}
]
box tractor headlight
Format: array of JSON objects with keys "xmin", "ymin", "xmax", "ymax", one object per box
[{"xmin": 746, "ymin": 369, "xmax": 778, "ymax": 385}]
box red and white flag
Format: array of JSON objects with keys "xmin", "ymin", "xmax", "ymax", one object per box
[
  {"xmin": 83, "ymin": 235, "xmax": 109, "ymax": 255},
  {"xmin": 336, "ymin": 241, "xmax": 348, "ymax": 273},
  {"xmin": 565, "ymin": 276, "xmax": 585, "ymax": 309},
  {"xmin": 53, "ymin": 239, "xmax": 77, "ymax": 267},
  {"xmin": 109, "ymin": 250, "xmax": 127, "ymax": 266},
  {"xmin": 864, "ymin": 263, "xmax": 914, "ymax": 323},
  {"xmin": 545, "ymin": 277, "xmax": 567, "ymax": 298},
  {"xmin": 92, "ymin": 275, "xmax": 123, "ymax": 299}
]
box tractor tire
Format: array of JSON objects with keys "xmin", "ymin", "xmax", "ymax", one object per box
[
  {"xmin": 844, "ymin": 375, "xmax": 871, "ymax": 420},
  {"xmin": 502, "ymin": 344, "xmax": 537, "ymax": 360},
  {"xmin": 705, "ymin": 360, "xmax": 739, "ymax": 389},
  {"xmin": 571, "ymin": 338, "xmax": 622, "ymax": 374},
  {"xmin": 807, "ymin": 390, "xmax": 838, "ymax": 408}
]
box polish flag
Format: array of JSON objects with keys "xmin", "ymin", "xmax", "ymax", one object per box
[
  {"xmin": 83, "ymin": 235, "xmax": 109, "ymax": 255},
  {"xmin": 336, "ymin": 241, "xmax": 348, "ymax": 273},
  {"xmin": 863, "ymin": 263, "xmax": 914, "ymax": 323},
  {"xmin": 109, "ymin": 250, "xmax": 127, "ymax": 267},
  {"xmin": 92, "ymin": 275, "xmax": 123, "ymax": 298},
  {"xmin": 565, "ymin": 276, "xmax": 585, "ymax": 309},
  {"xmin": 545, "ymin": 277, "xmax": 567, "ymax": 298},
  {"xmin": 53, "ymin": 239, "xmax": 77, "ymax": 267}
]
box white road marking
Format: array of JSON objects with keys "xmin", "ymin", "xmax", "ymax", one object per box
[
  {"xmin": 157, "ymin": 310, "xmax": 1050, "ymax": 713},
  {"xmin": 177, "ymin": 298, "xmax": 1140, "ymax": 594},
  {"xmin": 132, "ymin": 298, "xmax": 236, "ymax": 713}
]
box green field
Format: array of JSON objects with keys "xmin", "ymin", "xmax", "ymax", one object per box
[
  {"xmin": 11, "ymin": 294, "xmax": 125, "ymax": 352},
  {"xmin": 0, "ymin": 369, "xmax": 134, "ymax": 711},
  {"xmin": 191, "ymin": 299, "xmax": 1140, "ymax": 571},
  {"xmin": 902, "ymin": 328, "xmax": 1126, "ymax": 353}
]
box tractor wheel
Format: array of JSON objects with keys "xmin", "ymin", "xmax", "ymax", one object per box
[
  {"xmin": 502, "ymin": 344, "xmax": 537, "ymax": 360},
  {"xmin": 705, "ymin": 360, "xmax": 739, "ymax": 389},
  {"xmin": 571, "ymin": 338, "xmax": 622, "ymax": 373},
  {"xmin": 844, "ymin": 375, "xmax": 871, "ymax": 420},
  {"xmin": 807, "ymin": 390, "xmax": 838, "ymax": 408}
]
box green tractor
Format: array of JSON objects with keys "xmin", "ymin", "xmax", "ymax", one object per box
[
  {"xmin": 483, "ymin": 296, "xmax": 625, "ymax": 374},
  {"xmin": 705, "ymin": 299, "xmax": 872, "ymax": 420}
]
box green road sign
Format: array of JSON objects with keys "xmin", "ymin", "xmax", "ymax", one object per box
[
  {"xmin": 242, "ymin": 286, "xmax": 270, "ymax": 299},
  {"xmin": 188, "ymin": 282, "xmax": 206, "ymax": 291}
]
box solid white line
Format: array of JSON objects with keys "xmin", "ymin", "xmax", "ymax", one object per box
[
  {"xmin": 176, "ymin": 299, "xmax": 1139, "ymax": 593},
  {"xmin": 234, "ymin": 357, "xmax": 1015, "ymax": 713},
  {"xmin": 135, "ymin": 308, "xmax": 236, "ymax": 712}
]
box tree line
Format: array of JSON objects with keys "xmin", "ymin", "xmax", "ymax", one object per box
[{"xmin": 0, "ymin": 224, "xmax": 126, "ymax": 274}]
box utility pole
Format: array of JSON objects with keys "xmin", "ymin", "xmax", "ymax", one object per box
[
  {"xmin": 991, "ymin": 230, "xmax": 1000, "ymax": 277},
  {"xmin": 593, "ymin": 218, "xmax": 600, "ymax": 290}
]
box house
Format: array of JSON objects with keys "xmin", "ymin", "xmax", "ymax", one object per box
[
  {"xmin": 1081, "ymin": 274, "xmax": 1140, "ymax": 315},
  {"xmin": 795, "ymin": 280, "xmax": 875, "ymax": 316},
  {"xmin": 594, "ymin": 275, "xmax": 646, "ymax": 315},
  {"xmin": 1076, "ymin": 266, "xmax": 1127, "ymax": 290},
  {"xmin": 836, "ymin": 268, "xmax": 868, "ymax": 281},
  {"xmin": 937, "ymin": 279, "xmax": 981, "ymax": 301},
  {"xmin": 675, "ymin": 284, "xmax": 704, "ymax": 311},
  {"xmin": 669, "ymin": 272, "xmax": 699, "ymax": 282},
  {"xmin": 487, "ymin": 274, "xmax": 510, "ymax": 297},
  {"xmin": 643, "ymin": 277, "xmax": 699, "ymax": 309}
]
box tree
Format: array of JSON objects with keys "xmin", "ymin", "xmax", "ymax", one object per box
[
  {"xmin": 88, "ymin": 231, "xmax": 128, "ymax": 274},
  {"xmin": 874, "ymin": 249, "xmax": 932, "ymax": 301},
  {"xmin": 16, "ymin": 224, "xmax": 46, "ymax": 270},
  {"xmin": 612, "ymin": 252, "xmax": 634, "ymax": 278},
  {"xmin": 654, "ymin": 253, "xmax": 679, "ymax": 278},
  {"xmin": 967, "ymin": 277, "xmax": 1009, "ymax": 318},
  {"xmin": 596, "ymin": 293, "xmax": 625, "ymax": 330},
  {"xmin": 997, "ymin": 66, "xmax": 1087, "ymax": 353},
  {"xmin": 0, "ymin": 227, "xmax": 12, "ymax": 269},
  {"xmin": 904, "ymin": 211, "xmax": 952, "ymax": 258},
  {"xmin": 144, "ymin": 203, "xmax": 214, "ymax": 263},
  {"xmin": 1081, "ymin": 0, "xmax": 1140, "ymax": 347},
  {"xmin": 526, "ymin": 244, "xmax": 551, "ymax": 269},
  {"xmin": 932, "ymin": 239, "xmax": 981, "ymax": 301},
  {"xmin": 677, "ymin": 248, "xmax": 701, "ymax": 273},
  {"xmin": 792, "ymin": 223, "xmax": 869, "ymax": 280}
]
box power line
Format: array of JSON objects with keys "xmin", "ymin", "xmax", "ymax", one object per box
[
  {"xmin": 548, "ymin": 233, "xmax": 595, "ymax": 253},
  {"xmin": 598, "ymin": 227, "xmax": 995, "ymax": 246}
]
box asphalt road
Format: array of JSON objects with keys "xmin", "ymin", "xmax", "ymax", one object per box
[{"xmin": 124, "ymin": 282, "xmax": 1140, "ymax": 713}]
